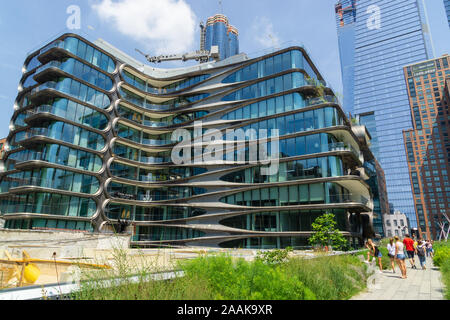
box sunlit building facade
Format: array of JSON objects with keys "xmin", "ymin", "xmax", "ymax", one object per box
[
  {"xmin": 403, "ymin": 56, "xmax": 450, "ymax": 240},
  {"xmin": 0, "ymin": 33, "xmax": 377, "ymax": 249},
  {"xmin": 204, "ymin": 14, "xmax": 239, "ymax": 61},
  {"xmin": 335, "ymin": 0, "xmax": 435, "ymax": 228}
]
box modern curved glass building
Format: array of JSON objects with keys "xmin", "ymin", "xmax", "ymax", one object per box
[{"xmin": 0, "ymin": 33, "xmax": 376, "ymax": 249}]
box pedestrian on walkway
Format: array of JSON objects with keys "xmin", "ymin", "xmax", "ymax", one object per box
[
  {"xmin": 416, "ymin": 240, "xmax": 427, "ymax": 270},
  {"xmin": 395, "ymin": 236, "xmax": 407, "ymax": 279},
  {"xmin": 367, "ymin": 239, "xmax": 383, "ymax": 272},
  {"xmin": 365, "ymin": 241, "xmax": 371, "ymax": 262},
  {"xmin": 403, "ymin": 234, "xmax": 417, "ymax": 269},
  {"xmin": 387, "ymin": 238, "xmax": 396, "ymax": 273},
  {"xmin": 426, "ymin": 240, "xmax": 434, "ymax": 258}
]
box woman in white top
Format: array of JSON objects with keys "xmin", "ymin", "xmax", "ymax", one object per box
[
  {"xmin": 394, "ymin": 236, "xmax": 407, "ymax": 279},
  {"xmin": 387, "ymin": 238, "xmax": 396, "ymax": 273}
]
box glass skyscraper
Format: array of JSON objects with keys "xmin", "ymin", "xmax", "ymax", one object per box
[
  {"xmin": 204, "ymin": 14, "xmax": 239, "ymax": 61},
  {"xmin": 0, "ymin": 32, "xmax": 377, "ymax": 249},
  {"xmin": 445, "ymin": 0, "xmax": 450, "ymax": 27},
  {"xmin": 335, "ymin": 0, "xmax": 357, "ymax": 117},
  {"xmin": 335, "ymin": 0, "xmax": 435, "ymax": 228}
]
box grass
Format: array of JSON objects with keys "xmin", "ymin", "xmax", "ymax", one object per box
[
  {"xmin": 433, "ymin": 241, "xmax": 450, "ymax": 300},
  {"xmin": 283, "ymin": 254, "xmax": 368, "ymax": 300},
  {"xmin": 72, "ymin": 249, "xmax": 369, "ymax": 300}
]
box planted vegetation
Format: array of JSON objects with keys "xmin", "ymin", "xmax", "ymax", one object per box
[
  {"xmin": 433, "ymin": 242, "xmax": 450, "ymax": 300},
  {"xmin": 72, "ymin": 248, "xmax": 369, "ymax": 300}
]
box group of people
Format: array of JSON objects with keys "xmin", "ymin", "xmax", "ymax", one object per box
[{"xmin": 365, "ymin": 235, "xmax": 434, "ymax": 279}]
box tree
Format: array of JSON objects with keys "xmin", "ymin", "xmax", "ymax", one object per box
[{"xmin": 309, "ymin": 213, "xmax": 349, "ymax": 251}]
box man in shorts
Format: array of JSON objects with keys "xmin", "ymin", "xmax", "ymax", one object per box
[{"xmin": 403, "ymin": 234, "xmax": 417, "ymax": 269}]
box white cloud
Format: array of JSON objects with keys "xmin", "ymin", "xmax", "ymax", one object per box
[
  {"xmin": 251, "ymin": 16, "xmax": 281, "ymax": 49},
  {"xmin": 91, "ymin": 0, "xmax": 197, "ymax": 54}
]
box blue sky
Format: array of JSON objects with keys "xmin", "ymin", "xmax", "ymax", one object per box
[{"xmin": 0, "ymin": 0, "xmax": 449, "ymax": 138}]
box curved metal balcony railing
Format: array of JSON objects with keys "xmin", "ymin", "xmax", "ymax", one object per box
[
  {"xmin": 34, "ymin": 60, "xmax": 62, "ymax": 76},
  {"xmin": 31, "ymin": 81, "xmax": 58, "ymax": 95},
  {"xmin": 139, "ymin": 155, "xmax": 172, "ymax": 164},
  {"xmin": 39, "ymin": 40, "xmax": 64, "ymax": 56},
  {"xmin": 328, "ymin": 142, "xmax": 360, "ymax": 160},
  {"xmin": 2, "ymin": 203, "xmax": 94, "ymax": 218},
  {"xmin": 8, "ymin": 177, "xmax": 100, "ymax": 194}
]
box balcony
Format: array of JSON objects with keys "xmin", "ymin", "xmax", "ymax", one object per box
[
  {"xmin": 305, "ymin": 95, "xmax": 338, "ymax": 106},
  {"xmin": 141, "ymin": 138, "xmax": 173, "ymax": 146},
  {"xmin": 328, "ymin": 142, "xmax": 360, "ymax": 161},
  {"xmin": 30, "ymin": 81, "xmax": 59, "ymax": 96},
  {"xmin": 328, "ymin": 193, "xmax": 370, "ymax": 207},
  {"xmin": 15, "ymin": 128, "xmax": 50, "ymax": 144},
  {"xmin": 142, "ymin": 119, "xmax": 170, "ymax": 128},
  {"xmin": 37, "ymin": 41, "xmax": 67, "ymax": 64},
  {"xmin": 39, "ymin": 41, "xmax": 64, "ymax": 56},
  {"xmin": 2, "ymin": 203, "xmax": 92, "ymax": 218},
  {"xmin": 139, "ymin": 156, "xmax": 171, "ymax": 164}
]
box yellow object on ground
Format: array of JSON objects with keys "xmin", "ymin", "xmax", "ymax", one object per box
[{"xmin": 23, "ymin": 263, "xmax": 40, "ymax": 284}]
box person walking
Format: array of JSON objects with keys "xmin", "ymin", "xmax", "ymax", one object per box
[
  {"xmin": 427, "ymin": 240, "xmax": 434, "ymax": 258},
  {"xmin": 365, "ymin": 241, "xmax": 371, "ymax": 263},
  {"xmin": 403, "ymin": 234, "xmax": 417, "ymax": 269},
  {"xmin": 395, "ymin": 236, "xmax": 407, "ymax": 279},
  {"xmin": 387, "ymin": 238, "xmax": 396, "ymax": 273},
  {"xmin": 416, "ymin": 240, "xmax": 427, "ymax": 270},
  {"xmin": 367, "ymin": 239, "xmax": 383, "ymax": 272}
]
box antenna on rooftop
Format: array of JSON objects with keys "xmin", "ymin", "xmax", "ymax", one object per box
[{"xmin": 219, "ymin": 0, "xmax": 224, "ymax": 13}]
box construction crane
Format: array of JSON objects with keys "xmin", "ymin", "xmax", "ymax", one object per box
[{"xmin": 136, "ymin": 46, "xmax": 220, "ymax": 64}]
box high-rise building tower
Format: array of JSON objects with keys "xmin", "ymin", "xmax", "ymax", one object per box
[
  {"xmin": 204, "ymin": 14, "xmax": 239, "ymax": 61},
  {"xmin": 335, "ymin": 0, "xmax": 435, "ymax": 228},
  {"xmin": 335, "ymin": 0, "xmax": 357, "ymax": 117},
  {"xmin": 403, "ymin": 55, "xmax": 450, "ymax": 240},
  {"xmin": 445, "ymin": 0, "xmax": 450, "ymax": 27},
  {"xmin": 0, "ymin": 32, "xmax": 377, "ymax": 249}
]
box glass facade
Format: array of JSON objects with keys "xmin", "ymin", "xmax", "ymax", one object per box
[
  {"xmin": 335, "ymin": 0, "xmax": 356, "ymax": 116},
  {"xmin": 335, "ymin": 0, "xmax": 435, "ymax": 228},
  {"xmin": 403, "ymin": 57, "xmax": 450, "ymax": 240},
  {"xmin": 204, "ymin": 14, "xmax": 239, "ymax": 61},
  {"xmin": 445, "ymin": 0, "xmax": 450, "ymax": 27},
  {"xmin": 0, "ymin": 33, "xmax": 376, "ymax": 248}
]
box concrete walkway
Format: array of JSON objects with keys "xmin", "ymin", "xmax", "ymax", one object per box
[{"xmin": 352, "ymin": 257, "xmax": 445, "ymax": 300}]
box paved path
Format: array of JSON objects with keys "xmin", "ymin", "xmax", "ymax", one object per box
[{"xmin": 352, "ymin": 257, "xmax": 445, "ymax": 300}]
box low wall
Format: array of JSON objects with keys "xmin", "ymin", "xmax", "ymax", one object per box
[{"xmin": 0, "ymin": 229, "xmax": 131, "ymax": 260}]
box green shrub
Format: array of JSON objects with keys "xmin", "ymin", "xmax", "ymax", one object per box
[
  {"xmin": 256, "ymin": 247, "xmax": 293, "ymax": 265},
  {"xmin": 432, "ymin": 242, "xmax": 450, "ymax": 300},
  {"xmin": 72, "ymin": 250, "xmax": 369, "ymax": 300},
  {"xmin": 181, "ymin": 255, "xmax": 316, "ymax": 300},
  {"xmin": 433, "ymin": 246, "xmax": 450, "ymax": 267}
]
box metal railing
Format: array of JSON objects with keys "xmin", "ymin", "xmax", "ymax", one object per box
[
  {"xmin": 9, "ymin": 177, "xmax": 99, "ymax": 193},
  {"xmin": 31, "ymin": 81, "xmax": 59, "ymax": 95},
  {"xmin": 139, "ymin": 156, "xmax": 171, "ymax": 164},
  {"xmin": 328, "ymin": 142, "xmax": 360, "ymax": 160},
  {"xmin": 38, "ymin": 40, "xmax": 64, "ymax": 56},
  {"xmin": 35, "ymin": 60, "xmax": 62, "ymax": 75},
  {"xmin": 1, "ymin": 203, "xmax": 92, "ymax": 217}
]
